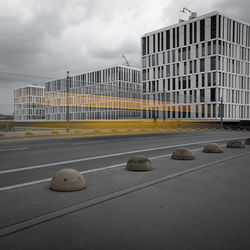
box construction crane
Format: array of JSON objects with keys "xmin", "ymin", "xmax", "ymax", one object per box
[
  {"xmin": 122, "ymin": 54, "xmax": 130, "ymax": 67},
  {"xmin": 180, "ymin": 7, "xmax": 197, "ymax": 20}
]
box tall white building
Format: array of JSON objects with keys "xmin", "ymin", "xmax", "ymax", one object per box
[
  {"xmin": 141, "ymin": 11, "xmax": 250, "ymax": 122},
  {"xmin": 14, "ymin": 85, "xmax": 45, "ymax": 121},
  {"xmin": 45, "ymin": 65, "xmax": 142, "ymax": 120}
]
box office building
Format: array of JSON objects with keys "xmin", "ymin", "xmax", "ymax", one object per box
[
  {"xmin": 45, "ymin": 65, "xmax": 142, "ymax": 120},
  {"xmin": 14, "ymin": 85, "xmax": 45, "ymax": 121},
  {"xmin": 141, "ymin": 11, "xmax": 250, "ymax": 121}
]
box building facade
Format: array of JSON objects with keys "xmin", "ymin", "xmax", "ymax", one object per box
[
  {"xmin": 141, "ymin": 11, "xmax": 250, "ymax": 121},
  {"xmin": 14, "ymin": 85, "xmax": 45, "ymax": 121},
  {"xmin": 45, "ymin": 65, "xmax": 142, "ymax": 120}
]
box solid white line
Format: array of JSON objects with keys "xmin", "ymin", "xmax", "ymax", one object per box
[
  {"xmin": 0, "ymin": 137, "xmax": 245, "ymax": 175},
  {"xmin": 0, "ymin": 147, "xmax": 205, "ymax": 192},
  {"xmin": 72, "ymin": 141, "xmax": 106, "ymax": 146},
  {"xmin": 0, "ymin": 143, "xmax": 246, "ymax": 193},
  {"xmin": 0, "ymin": 147, "xmax": 30, "ymax": 153}
]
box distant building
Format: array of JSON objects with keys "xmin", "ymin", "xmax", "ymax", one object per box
[
  {"xmin": 45, "ymin": 65, "xmax": 142, "ymax": 120},
  {"xmin": 14, "ymin": 85, "xmax": 45, "ymax": 121},
  {"xmin": 141, "ymin": 11, "xmax": 250, "ymax": 121}
]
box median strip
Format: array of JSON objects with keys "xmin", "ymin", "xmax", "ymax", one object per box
[{"xmin": 0, "ymin": 147, "xmax": 222, "ymax": 192}]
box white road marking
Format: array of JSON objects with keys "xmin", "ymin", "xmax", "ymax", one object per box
[
  {"xmin": 0, "ymin": 146, "xmax": 205, "ymax": 192},
  {"xmin": 0, "ymin": 137, "xmax": 245, "ymax": 175},
  {"xmin": 1, "ymin": 150, "xmax": 250, "ymax": 238},
  {"xmin": 0, "ymin": 147, "xmax": 30, "ymax": 153},
  {"xmin": 72, "ymin": 141, "xmax": 106, "ymax": 146},
  {"xmin": 0, "ymin": 144, "xmax": 247, "ymax": 193}
]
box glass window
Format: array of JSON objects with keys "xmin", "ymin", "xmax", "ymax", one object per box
[
  {"xmin": 211, "ymin": 16, "xmax": 217, "ymax": 39},
  {"xmin": 196, "ymin": 44, "xmax": 199, "ymax": 58},
  {"xmin": 208, "ymin": 41, "xmax": 211, "ymax": 55},
  {"xmin": 166, "ymin": 65, "xmax": 170, "ymax": 77},
  {"xmin": 184, "ymin": 25, "xmax": 187, "ymax": 45},
  {"xmin": 194, "ymin": 22, "xmax": 197, "ymax": 43},
  {"xmin": 182, "ymin": 47, "xmax": 186, "ymax": 60},
  {"xmin": 200, "ymin": 58, "xmax": 205, "ymax": 72},
  {"xmin": 158, "ymin": 33, "xmax": 160, "ymax": 52},
  {"xmin": 211, "ymin": 88, "xmax": 216, "ymax": 102},
  {"xmin": 188, "ymin": 46, "xmax": 191, "ymax": 59},
  {"xmin": 207, "ymin": 72, "xmax": 211, "ymax": 86},
  {"xmin": 211, "ymin": 56, "xmax": 216, "ymax": 70},
  {"xmin": 172, "ymin": 78, "xmax": 176, "ymax": 90},
  {"xmin": 183, "ymin": 76, "xmax": 187, "ymax": 89},
  {"xmin": 213, "ymin": 72, "xmax": 216, "ymax": 86},
  {"xmin": 153, "ymin": 34, "xmax": 156, "ymax": 53},
  {"xmin": 189, "ymin": 23, "xmax": 193, "ymax": 44},
  {"xmin": 142, "ymin": 37, "xmax": 146, "ymax": 55},
  {"xmin": 196, "ymin": 75, "xmax": 199, "ymax": 88},
  {"xmin": 194, "ymin": 60, "xmax": 197, "ymax": 73},
  {"xmin": 166, "ymin": 30, "xmax": 170, "ymax": 50},
  {"xmin": 200, "ymin": 89, "xmax": 205, "ymax": 102},
  {"xmin": 177, "ymin": 27, "xmax": 179, "ymax": 47},
  {"xmin": 200, "ymin": 19, "xmax": 205, "ymax": 41},
  {"xmin": 202, "ymin": 73, "xmax": 205, "ymax": 87},
  {"xmin": 172, "ymin": 50, "xmax": 175, "ymax": 62},
  {"xmin": 202, "ymin": 43, "xmax": 205, "ymax": 56},
  {"xmin": 178, "ymin": 49, "xmax": 181, "ymax": 61},
  {"xmin": 213, "ymin": 40, "xmax": 216, "ymax": 54},
  {"xmin": 173, "ymin": 29, "xmax": 176, "ymax": 48}
]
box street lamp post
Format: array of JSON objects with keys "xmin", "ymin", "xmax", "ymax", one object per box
[
  {"xmin": 66, "ymin": 71, "xmax": 70, "ymax": 133},
  {"xmin": 220, "ymin": 96, "xmax": 224, "ymax": 129}
]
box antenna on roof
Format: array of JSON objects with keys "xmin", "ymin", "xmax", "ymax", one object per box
[
  {"xmin": 180, "ymin": 7, "xmax": 197, "ymax": 20},
  {"xmin": 122, "ymin": 54, "xmax": 130, "ymax": 67}
]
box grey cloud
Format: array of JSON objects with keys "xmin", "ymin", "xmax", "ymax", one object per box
[
  {"xmin": 212, "ymin": 0, "xmax": 250, "ymax": 23},
  {"xmin": 0, "ymin": 0, "xmax": 249, "ymax": 115}
]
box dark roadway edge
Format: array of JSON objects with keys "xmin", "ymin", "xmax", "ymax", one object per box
[
  {"xmin": 0, "ymin": 130, "xmax": 241, "ymax": 145},
  {"xmin": 0, "ymin": 151, "xmax": 250, "ymax": 238}
]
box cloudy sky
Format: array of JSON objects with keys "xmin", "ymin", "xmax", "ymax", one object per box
[{"xmin": 0, "ymin": 0, "xmax": 249, "ymax": 114}]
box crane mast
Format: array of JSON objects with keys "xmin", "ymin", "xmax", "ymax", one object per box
[{"xmin": 122, "ymin": 54, "xmax": 130, "ymax": 67}]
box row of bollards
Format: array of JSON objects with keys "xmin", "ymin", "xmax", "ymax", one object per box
[{"xmin": 49, "ymin": 138, "xmax": 250, "ymax": 192}]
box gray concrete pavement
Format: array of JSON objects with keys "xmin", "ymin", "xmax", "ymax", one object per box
[{"xmin": 0, "ymin": 131, "xmax": 250, "ymax": 249}]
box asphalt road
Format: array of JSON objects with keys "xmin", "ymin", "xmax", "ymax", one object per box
[
  {"xmin": 0, "ymin": 130, "xmax": 250, "ymax": 249},
  {"xmin": 0, "ymin": 130, "xmax": 248, "ymax": 189}
]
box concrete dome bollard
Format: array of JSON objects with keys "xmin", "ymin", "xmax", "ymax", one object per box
[
  {"xmin": 203, "ymin": 143, "xmax": 223, "ymax": 153},
  {"xmin": 50, "ymin": 168, "xmax": 86, "ymax": 192},
  {"xmin": 126, "ymin": 155, "xmax": 152, "ymax": 171},
  {"xmin": 244, "ymin": 138, "xmax": 250, "ymax": 145},
  {"xmin": 226, "ymin": 140, "xmax": 245, "ymax": 148},
  {"xmin": 171, "ymin": 148, "xmax": 195, "ymax": 160}
]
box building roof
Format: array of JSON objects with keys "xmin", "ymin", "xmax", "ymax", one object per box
[
  {"xmin": 143, "ymin": 10, "xmax": 250, "ymax": 37},
  {"xmin": 14, "ymin": 85, "xmax": 45, "ymax": 90},
  {"xmin": 45, "ymin": 64, "xmax": 141, "ymax": 83}
]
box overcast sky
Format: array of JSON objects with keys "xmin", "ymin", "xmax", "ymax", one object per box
[{"xmin": 0, "ymin": 0, "xmax": 249, "ymax": 114}]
